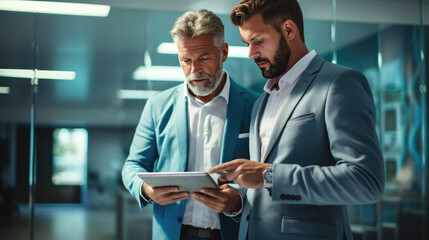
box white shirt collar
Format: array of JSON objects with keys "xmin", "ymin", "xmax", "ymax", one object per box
[
  {"xmin": 184, "ymin": 70, "xmax": 230, "ymax": 105},
  {"xmin": 264, "ymin": 50, "xmax": 317, "ymax": 94}
]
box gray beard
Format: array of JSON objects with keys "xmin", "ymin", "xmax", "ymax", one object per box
[{"xmin": 186, "ymin": 65, "xmax": 224, "ymax": 97}]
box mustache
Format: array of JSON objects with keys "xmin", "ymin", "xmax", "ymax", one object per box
[
  {"xmin": 187, "ymin": 73, "xmax": 212, "ymax": 81},
  {"xmin": 254, "ymin": 57, "xmax": 270, "ymax": 64}
]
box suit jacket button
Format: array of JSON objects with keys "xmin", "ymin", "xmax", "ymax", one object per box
[
  {"xmin": 296, "ymin": 196, "xmax": 301, "ymax": 201},
  {"xmin": 177, "ymin": 217, "xmax": 182, "ymax": 222},
  {"xmin": 246, "ymin": 215, "xmax": 250, "ymax": 221},
  {"xmin": 280, "ymin": 194, "xmax": 287, "ymax": 200}
]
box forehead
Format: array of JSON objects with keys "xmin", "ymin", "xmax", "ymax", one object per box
[
  {"xmin": 238, "ymin": 14, "xmax": 278, "ymax": 42},
  {"xmin": 176, "ymin": 34, "xmax": 218, "ymax": 55}
]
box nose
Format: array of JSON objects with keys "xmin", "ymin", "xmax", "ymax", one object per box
[
  {"xmin": 248, "ymin": 44, "xmax": 259, "ymax": 59},
  {"xmin": 191, "ymin": 61, "xmax": 202, "ymax": 74}
]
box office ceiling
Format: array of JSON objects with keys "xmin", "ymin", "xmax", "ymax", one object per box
[{"xmin": 0, "ymin": 0, "xmax": 426, "ymax": 126}]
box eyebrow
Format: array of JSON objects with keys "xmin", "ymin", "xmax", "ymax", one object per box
[
  {"xmin": 179, "ymin": 52, "xmax": 211, "ymax": 61},
  {"xmin": 199, "ymin": 52, "xmax": 211, "ymax": 58},
  {"xmin": 242, "ymin": 34, "xmax": 261, "ymax": 44}
]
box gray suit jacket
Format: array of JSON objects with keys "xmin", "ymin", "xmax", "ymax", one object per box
[{"xmin": 239, "ymin": 55, "xmax": 384, "ymax": 240}]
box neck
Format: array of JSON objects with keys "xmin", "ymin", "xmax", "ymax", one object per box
[
  {"xmin": 287, "ymin": 45, "xmax": 309, "ymax": 72},
  {"xmin": 272, "ymin": 45, "xmax": 309, "ymax": 83}
]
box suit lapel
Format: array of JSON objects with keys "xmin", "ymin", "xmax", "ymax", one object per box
[
  {"xmin": 220, "ymin": 79, "xmax": 244, "ymax": 164},
  {"xmin": 261, "ymin": 55, "xmax": 325, "ymax": 162},
  {"xmin": 174, "ymin": 85, "xmax": 189, "ymax": 171},
  {"xmin": 251, "ymin": 93, "xmax": 269, "ymax": 162}
]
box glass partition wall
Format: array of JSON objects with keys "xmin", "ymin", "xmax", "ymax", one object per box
[
  {"xmin": 332, "ymin": 0, "xmax": 427, "ymax": 239},
  {"xmin": 0, "ymin": 0, "xmax": 427, "ymax": 240}
]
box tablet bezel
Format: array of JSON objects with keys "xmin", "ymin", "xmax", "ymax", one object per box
[{"xmin": 137, "ymin": 171, "xmax": 219, "ymax": 192}]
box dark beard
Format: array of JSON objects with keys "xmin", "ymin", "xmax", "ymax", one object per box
[{"xmin": 255, "ymin": 36, "xmax": 291, "ymax": 79}]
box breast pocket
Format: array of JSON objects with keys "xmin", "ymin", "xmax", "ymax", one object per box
[{"xmin": 286, "ymin": 113, "xmax": 315, "ymax": 128}]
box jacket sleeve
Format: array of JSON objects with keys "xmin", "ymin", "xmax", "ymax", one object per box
[{"xmin": 121, "ymin": 99, "xmax": 158, "ymax": 208}]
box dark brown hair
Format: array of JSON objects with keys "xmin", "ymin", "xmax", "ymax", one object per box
[{"xmin": 230, "ymin": 0, "xmax": 305, "ymax": 42}]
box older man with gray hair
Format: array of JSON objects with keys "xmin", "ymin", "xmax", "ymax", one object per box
[{"xmin": 122, "ymin": 9, "xmax": 259, "ymax": 240}]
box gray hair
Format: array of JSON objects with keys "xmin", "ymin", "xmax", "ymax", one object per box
[{"xmin": 170, "ymin": 9, "xmax": 225, "ymax": 50}]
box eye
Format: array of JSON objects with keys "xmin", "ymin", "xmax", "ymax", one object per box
[
  {"xmin": 199, "ymin": 57, "xmax": 210, "ymax": 63},
  {"xmin": 255, "ymin": 39, "xmax": 263, "ymax": 45},
  {"xmin": 181, "ymin": 58, "xmax": 191, "ymax": 64}
]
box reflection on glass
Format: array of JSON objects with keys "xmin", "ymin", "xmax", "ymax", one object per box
[
  {"xmin": 337, "ymin": 21, "xmax": 426, "ymax": 239},
  {"xmin": 52, "ymin": 128, "xmax": 88, "ymax": 185}
]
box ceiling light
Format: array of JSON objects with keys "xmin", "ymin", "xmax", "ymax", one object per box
[
  {"xmin": 157, "ymin": 42, "xmax": 249, "ymax": 58},
  {"xmin": 133, "ymin": 51, "xmax": 184, "ymax": 81},
  {"xmin": 118, "ymin": 89, "xmax": 159, "ymax": 100},
  {"xmin": 0, "ymin": 1, "xmax": 110, "ymax": 17},
  {"xmin": 229, "ymin": 46, "xmax": 249, "ymax": 58},
  {"xmin": 0, "ymin": 68, "xmax": 75, "ymax": 80},
  {"xmin": 0, "ymin": 86, "xmax": 10, "ymax": 94},
  {"xmin": 132, "ymin": 66, "xmax": 184, "ymax": 81},
  {"xmin": 157, "ymin": 42, "xmax": 178, "ymax": 54}
]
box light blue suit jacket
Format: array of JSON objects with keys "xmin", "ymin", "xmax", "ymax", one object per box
[
  {"xmin": 122, "ymin": 78, "xmax": 259, "ymax": 240},
  {"xmin": 239, "ymin": 55, "xmax": 384, "ymax": 240}
]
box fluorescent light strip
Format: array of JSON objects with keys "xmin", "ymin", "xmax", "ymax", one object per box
[
  {"xmin": 0, "ymin": 1, "xmax": 110, "ymax": 17},
  {"xmin": 0, "ymin": 68, "xmax": 75, "ymax": 80},
  {"xmin": 0, "ymin": 86, "xmax": 10, "ymax": 94},
  {"xmin": 132, "ymin": 66, "xmax": 184, "ymax": 81},
  {"xmin": 157, "ymin": 42, "xmax": 249, "ymax": 58},
  {"xmin": 229, "ymin": 46, "xmax": 249, "ymax": 58},
  {"xmin": 118, "ymin": 89, "xmax": 159, "ymax": 100},
  {"xmin": 157, "ymin": 42, "xmax": 178, "ymax": 54}
]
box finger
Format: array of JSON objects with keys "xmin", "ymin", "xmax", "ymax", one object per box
[
  {"xmin": 153, "ymin": 189, "xmax": 186, "ymax": 201},
  {"xmin": 191, "ymin": 193, "xmax": 222, "ymax": 208},
  {"xmin": 192, "ymin": 192, "xmax": 230, "ymax": 213},
  {"xmin": 208, "ymin": 160, "xmax": 242, "ymax": 173},
  {"xmin": 199, "ymin": 188, "xmax": 222, "ymax": 198},
  {"xmin": 224, "ymin": 169, "xmax": 242, "ymax": 182},
  {"xmin": 159, "ymin": 192, "xmax": 189, "ymax": 205},
  {"xmin": 161, "ymin": 191, "xmax": 188, "ymax": 197},
  {"xmin": 219, "ymin": 176, "xmax": 229, "ymax": 183},
  {"xmin": 152, "ymin": 186, "xmax": 180, "ymax": 194}
]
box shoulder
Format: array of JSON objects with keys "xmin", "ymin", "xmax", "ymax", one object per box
[
  {"xmin": 143, "ymin": 84, "xmax": 184, "ymax": 116},
  {"xmin": 320, "ymin": 60, "xmax": 365, "ymax": 80},
  {"xmin": 146, "ymin": 84, "xmax": 183, "ymax": 105},
  {"xmin": 318, "ymin": 62, "xmax": 372, "ymax": 101}
]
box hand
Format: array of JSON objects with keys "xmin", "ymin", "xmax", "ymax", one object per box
[
  {"xmin": 208, "ymin": 159, "xmax": 270, "ymax": 189},
  {"xmin": 191, "ymin": 184, "xmax": 241, "ymax": 213},
  {"xmin": 141, "ymin": 182, "xmax": 189, "ymax": 205}
]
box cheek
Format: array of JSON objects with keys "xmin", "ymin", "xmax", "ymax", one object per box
[
  {"xmin": 180, "ymin": 64, "xmax": 190, "ymax": 76},
  {"xmin": 203, "ymin": 64, "xmax": 218, "ymax": 76}
]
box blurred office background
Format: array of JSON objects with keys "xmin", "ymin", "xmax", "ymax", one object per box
[{"xmin": 0, "ymin": 0, "xmax": 428, "ymax": 239}]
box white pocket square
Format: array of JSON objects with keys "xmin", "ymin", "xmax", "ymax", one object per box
[{"xmin": 238, "ymin": 133, "xmax": 249, "ymax": 139}]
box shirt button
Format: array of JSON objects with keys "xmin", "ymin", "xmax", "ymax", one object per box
[{"xmin": 177, "ymin": 217, "xmax": 182, "ymax": 222}]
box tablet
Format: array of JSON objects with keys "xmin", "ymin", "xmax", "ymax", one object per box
[{"xmin": 137, "ymin": 171, "xmax": 219, "ymax": 192}]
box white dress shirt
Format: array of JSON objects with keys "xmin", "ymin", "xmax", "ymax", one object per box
[
  {"xmin": 259, "ymin": 50, "xmax": 317, "ymax": 159},
  {"xmin": 182, "ymin": 71, "xmax": 231, "ymax": 230}
]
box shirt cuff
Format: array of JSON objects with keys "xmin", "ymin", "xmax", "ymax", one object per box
[
  {"xmin": 139, "ymin": 181, "xmax": 152, "ymax": 203},
  {"xmin": 223, "ymin": 190, "xmax": 243, "ymax": 217}
]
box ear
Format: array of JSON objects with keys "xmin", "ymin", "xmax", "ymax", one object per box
[
  {"xmin": 281, "ymin": 19, "xmax": 297, "ymax": 41},
  {"xmin": 222, "ymin": 42, "xmax": 228, "ymax": 62}
]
